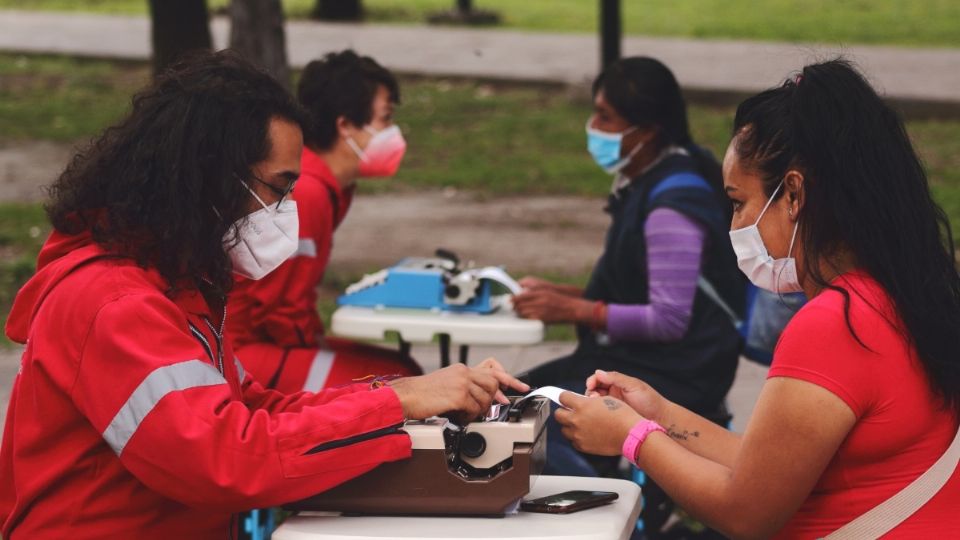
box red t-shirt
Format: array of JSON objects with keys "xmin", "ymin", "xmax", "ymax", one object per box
[{"xmin": 769, "ymin": 271, "xmax": 959, "ymax": 538}]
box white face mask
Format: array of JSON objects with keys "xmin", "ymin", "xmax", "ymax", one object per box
[
  {"xmin": 728, "ymin": 180, "xmax": 803, "ymax": 293},
  {"xmin": 225, "ymin": 184, "xmax": 299, "ymax": 280}
]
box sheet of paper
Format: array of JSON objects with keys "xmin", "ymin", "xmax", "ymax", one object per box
[
  {"xmin": 468, "ymin": 266, "xmax": 523, "ymax": 295},
  {"xmin": 516, "ymin": 385, "xmax": 584, "ymax": 408}
]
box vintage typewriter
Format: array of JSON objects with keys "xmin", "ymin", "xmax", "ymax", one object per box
[
  {"xmin": 336, "ymin": 249, "xmax": 522, "ymax": 315},
  {"xmin": 288, "ymin": 395, "xmax": 549, "ymax": 516}
]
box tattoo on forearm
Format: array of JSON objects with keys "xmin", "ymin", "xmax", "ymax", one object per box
[
  {"xmin": 603, "ymin": 398, "xmax": 621, "ymax": 411},
  {"xmin": 666, "ymin": 424, "xmax": 700, "ymax": 441}
]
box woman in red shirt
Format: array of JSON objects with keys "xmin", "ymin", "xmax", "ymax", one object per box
[{"xmin": 552, "ymin": 59, "xmax": 960, "ymax": 538}]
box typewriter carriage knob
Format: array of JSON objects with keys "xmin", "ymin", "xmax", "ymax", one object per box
[{"xmin": 461, "ymin": 431, "xmax": 487, "ymax": 459}]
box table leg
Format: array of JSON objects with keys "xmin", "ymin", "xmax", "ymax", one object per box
[
  {"xmin": 439, "ymin": 334, "xmax": 451, "ymax": 368},
  {"xmin": 459, "ymin": 344, "xmax": 469, "ymax": 364}
]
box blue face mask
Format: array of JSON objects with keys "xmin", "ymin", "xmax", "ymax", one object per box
[{"xmin": 585, "ymin": 119, "xmax": 642, "ymax": 174}]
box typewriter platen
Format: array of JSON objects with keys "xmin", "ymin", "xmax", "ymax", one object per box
[{"xmin": 288, "ymin": 395, "xmax": 549, "ymax": 516}]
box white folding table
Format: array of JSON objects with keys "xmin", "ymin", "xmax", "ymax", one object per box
[
  {"xmin": 330, "ymin": 303, "xmax": 544, "ymax": 367},
  {"xmin": 273, "ymin": 475, "xmax": 642, "ymax": 540}
]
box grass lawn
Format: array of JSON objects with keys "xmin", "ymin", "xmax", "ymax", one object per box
[
  {"xmin": 2, "ymin": 53, "xmax": 960, "ymax": 342},
  {"xmin": 0, "ymin": 0, "xmax": 958, "ymax": 47}
]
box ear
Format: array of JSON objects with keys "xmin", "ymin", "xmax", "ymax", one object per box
[
  {"xmin": 783, "ymin": 170, "xmax": 805, "ymax": 223},
  {"xmin": 335, "ymin": 115, "xmax": 359, "ymax": 140},
  {"xmin": 637, "ymin": 125, "xmax": 660, "ymax": 146}
]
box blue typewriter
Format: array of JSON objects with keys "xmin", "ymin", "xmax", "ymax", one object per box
[{"xmin": 337, "ymin": 250, "xmax": 522, "ymax": 314}]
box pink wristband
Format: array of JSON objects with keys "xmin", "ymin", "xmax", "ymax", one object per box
[{"xmin": 622, "ymin": 419, "xmax": 666, "ymax": 465}]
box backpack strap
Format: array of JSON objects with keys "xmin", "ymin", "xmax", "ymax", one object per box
[
  {"xmin": 697, "ymin": 276, "xmax": 743, "ymax": 330},
  {"xmin": 648, "ymin": 172, "xmax": 741, "ymax": 329},
  {"xmin": 646, "ymin": 172, "xmax": 712, "ymax": 203}
]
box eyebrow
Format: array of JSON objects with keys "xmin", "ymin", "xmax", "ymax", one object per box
[{"xmin": 274, "ymin": 171, "xmax": 300, "ymax": 183}]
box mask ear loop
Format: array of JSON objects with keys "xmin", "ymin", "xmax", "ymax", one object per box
[
  {"xmin": 621, "ymin": 135, "xmax": 644, "ymax": 161},
  {"xmin": 755, "ymin": 180, "xmax": 785, "ymax": 225},
  {"xmin": 773, "ymin": 195, "xmax": 801, "ymax": 293},
  {"xmin": 786, "ymin": 217, "xmax": 799, "ymax": 258},
  {"xmin": 345, "ymin": 136, "xmax": 369, "ymax": 162},
  {"xmin": 241, "ymin": 182, "xmax": 271, "ymax": 211},
  {"xmin": 607, "ymin": 125, "xmax": 643, "ymax": 172}
]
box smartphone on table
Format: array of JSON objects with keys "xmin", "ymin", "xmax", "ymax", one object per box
[{"xmin": 519, "ymin": 490, "xmax": 618, "ymax": 514}]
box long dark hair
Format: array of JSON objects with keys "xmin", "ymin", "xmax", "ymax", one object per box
[
  {"xmin": 592, "ymin": 56, "xmax": 723, "ymax": 194},
  {"xmin": 46, "ymin": 50, "xmax": 306, "ymax": 297},
  {"xmin": 733, "ymin": 58, "xmax": 960, "ymax": 413}
]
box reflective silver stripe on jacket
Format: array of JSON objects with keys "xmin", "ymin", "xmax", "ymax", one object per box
[
  {"xmin": 234, "ymin": 357, "xmax": 246, "ymax": 382},
  {"xmin": 102, "ymin": 360, "xmax": 226, "ymax": 455},
  {"xmin": 296, "ymin": 238, "xmax": 317, "ymax": 258},
  {"xmin": 303, "ymin": 349, "xmax": 336, "ymax": 393}
]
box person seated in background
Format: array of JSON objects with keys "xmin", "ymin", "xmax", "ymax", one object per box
[
  {"xmin": 227, "ymin": 50, "xmax": 421, "ymax": 394},
  {"xmin": 555, "ymin": 59, "xmax": 960, "ymax": 539},
  {"xmin": 514, "ymin": 57, "xmax": 744, "ymax": 477},
  {"xmin": 0, "ymin": 51, "xmax": 528, "ymax": 538}
]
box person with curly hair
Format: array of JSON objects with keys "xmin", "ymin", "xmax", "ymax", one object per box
[{"xmin": 0, "ymin": 51, "xmax": 527, "ymax": 539}]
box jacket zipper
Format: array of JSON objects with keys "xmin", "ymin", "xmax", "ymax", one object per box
[
  {"xmin": 187, "ymin": 307, "xmax": 227, "ymax": 376},
  {"xmin": 303, "ymin": 422, "xmax": 405, "ymax": 455},
  {"xmin": 188, "ymin": 323, "xmax": 218, "ymax": 374},
  {"xmin": 203, "ymin": 307, "xmax": 226, "ymax": 375}
]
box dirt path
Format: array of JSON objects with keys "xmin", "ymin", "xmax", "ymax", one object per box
[{"xmin": 0, "ymin": 140, "xmax": 76, "ymax": 203}]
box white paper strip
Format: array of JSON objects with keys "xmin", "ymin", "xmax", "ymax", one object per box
[
  {"xmin": 465, "ymin": 266, "xmax": 523, "ymax": 295},
  {"xmin": 516, "ymin": 385, "xmax": 584, "ymax": 408}
]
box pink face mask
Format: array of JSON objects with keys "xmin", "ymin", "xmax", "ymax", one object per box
[{"xmin": 346, "ymin": 125, "xmax": 407, "ymax": 177}]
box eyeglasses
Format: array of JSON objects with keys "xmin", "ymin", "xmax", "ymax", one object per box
[{"xmin": 248, "ymin": 173, "xmax": 297, "ymax": 210}]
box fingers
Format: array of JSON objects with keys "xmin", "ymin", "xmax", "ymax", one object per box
[
  {"xmin": 472, "ymin": 358, "xmax": 528, "ymax": 397},
  {"xmin": 585, "ymin": 372, "xmax": 601, "ymax": 393},
  {"xmin": 466, "ymin": 380, "xmax": 493, "ymax": 417},
  {"xmin": 554, "ymin": 406, "xmax": 572, "ymax": 426},
  {"xmin": 470, "ymin": 370, "xmax": 500, "ymax": 397},
  {"xmin": 558, "ymin": 391, "xmax": 587, "ymax": 410},
  {"xmin": 595, "ymin": 369, "xmax": 632, "ymax": 389},
  {"xmin": 487, "ymin": 368, "xmax": 530, "ymax": 394},
  {"xmin": 518, "ymin": 276, "xmax": 538, "ymax": 288},
  {"xmin": 518, "ymin": 276, "xmax": 549, "ymax": 291},
  {"xmin": 586, "ymin": 370, "xmax": 613, "ymax": 395},
  {"xmin": 476, "ymin": 357, "xmax": 505, "ymax": 371}
]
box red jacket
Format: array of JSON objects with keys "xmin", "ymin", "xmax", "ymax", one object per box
[
  {"xmin": 228, "ymin": 149, "xmax": 353, "ymax": 349},
  {"xmin": 0, "ymin": 230, "xmax": 410, "ymax": 539}
]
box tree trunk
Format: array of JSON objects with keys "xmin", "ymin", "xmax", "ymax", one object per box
[
  {"xmin": 313, "ymin": 0, "xmax": 363, "ymax": 21},
  {"xmin": 229, "ymin": 0, "xmax": 291, "ymax": 90},
  {"xmin": 148, "ymin": 0, "xmax": 212, "ymax": 76}
]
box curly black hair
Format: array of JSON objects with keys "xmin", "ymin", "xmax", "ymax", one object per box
[
  {"xmin": 297, "ymin": 49, "xmax": 399, "ymax": 149},
  {"xmin": 46, "ymin": 50, "xmax": 307, "ymax": 298}
]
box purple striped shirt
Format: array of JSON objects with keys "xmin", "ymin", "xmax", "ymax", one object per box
[{"xmin": 606, "ymin": 207, "xmax": 706, "ymax": 342}]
